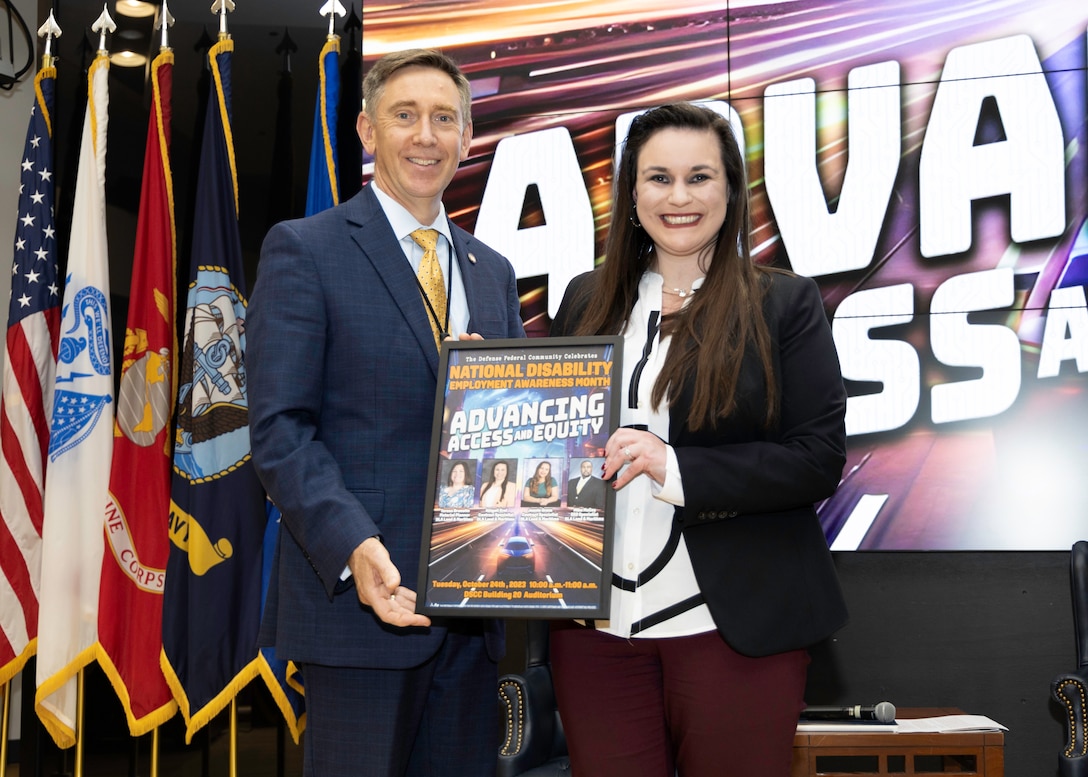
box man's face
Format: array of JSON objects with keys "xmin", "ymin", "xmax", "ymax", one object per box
[
  {"xmin": 581, "ymin": 461, "xmax": 593, "ymax": 478},
  {"xmin": 357, "ymin": 65, "xmax": 472, "ymax": 224}
]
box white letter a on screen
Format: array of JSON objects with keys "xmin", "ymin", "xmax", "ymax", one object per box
[{"xmin": 476, "ymin": 127, "xmax": 594, "ymax": 319}]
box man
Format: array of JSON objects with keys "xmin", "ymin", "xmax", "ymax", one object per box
[
  {"xmin": 248, "ymin": 49, "xmax": 524, "ymax": 776},
  {"xmin": 567, "ymin": 459, "xmax": 606, "ymax": 510}
]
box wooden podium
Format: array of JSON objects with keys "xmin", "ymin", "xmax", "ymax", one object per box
[{"xmin": 791, "ymin": 708, "xmax": 1004, "ymax": 777}]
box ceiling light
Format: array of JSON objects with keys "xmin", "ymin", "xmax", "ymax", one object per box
[
  {"xmin": 110, "ymin": 50, "xmax": 148, "ymax": 67},
  {"xmin": 115, "ymin": 0, "xmax": 156, "ymax": 18}
]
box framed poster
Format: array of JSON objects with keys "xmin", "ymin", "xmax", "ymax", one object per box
[{"xmin": 417, "ymin": 336, "xmax": 621, "ymax": 618}]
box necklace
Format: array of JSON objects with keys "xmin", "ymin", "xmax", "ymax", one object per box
[{"xmin": 662, "ymin": 286, "xmax": 696, "ymax": 298}]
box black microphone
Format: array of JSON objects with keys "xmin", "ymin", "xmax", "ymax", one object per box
[{"xmin": 800, "ymin": 702, "xmax": 896, "ymax": 723}]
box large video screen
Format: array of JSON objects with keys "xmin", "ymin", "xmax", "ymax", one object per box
[{"xmin": 362, "ymin": 1, "xmax": 1088, "ymax": 550}]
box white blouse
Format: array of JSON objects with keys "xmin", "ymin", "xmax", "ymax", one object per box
[{"xmin": 595, "ymin": 271, "xmax": 716, "ymax": 639}]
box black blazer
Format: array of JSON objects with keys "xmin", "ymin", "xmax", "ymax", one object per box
[
  {"xmin": 567, "ymin": 475, "xmax": 607, "ymax": 509},
  {"xmin": 551, "ymin": 269, "xmax": 848, "ymax": 657}
]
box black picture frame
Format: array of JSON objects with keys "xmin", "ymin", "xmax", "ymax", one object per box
[{"xmin": 416, "ymin": 336, "xmax": 621, "ymax": 618}]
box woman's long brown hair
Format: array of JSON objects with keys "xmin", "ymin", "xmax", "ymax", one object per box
[
  {"xmin": 529, "ymin": 461, "xmax": 551, "ymax": 488},
  {"xmin": 571, "ymin": 102, "xmax": 778, "ymax": 431}
]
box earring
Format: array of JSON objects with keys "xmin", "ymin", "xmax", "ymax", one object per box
[{"xmin": 629, "ymin": 203, "xmax": 642, "ymax": 229}]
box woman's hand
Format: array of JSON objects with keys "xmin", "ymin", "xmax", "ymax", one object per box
[{"xmin": 603, "ymin": 429, "xmax": 668, "ymax": 489}]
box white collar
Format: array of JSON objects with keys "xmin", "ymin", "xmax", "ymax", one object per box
[{"xmin": 369, "ymin": 182, "xmax": 454, "ymax": 248}]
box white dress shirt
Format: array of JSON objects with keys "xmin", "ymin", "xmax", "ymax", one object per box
[
  {"xmin": 596, "ymin": 271, "xmax": 715, "ymax": 639},
  {"xmin": 370, "ymin": 182, "xmax": 471, "ymax": 336},
  {"xmin": 341, "ymin": 184, "xmax": 472, "ymax": 582}
]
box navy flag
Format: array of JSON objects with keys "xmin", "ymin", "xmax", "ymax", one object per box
[{"xmin": 160, "ymin": 37, "xmax": 267, "ymax": 742}]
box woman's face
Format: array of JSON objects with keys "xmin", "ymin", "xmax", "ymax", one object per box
[
  {"xmin": 633, "ymin": 127, "xmax": 728, "ymax": 266},
  {"xmin": 493, "ymin": 462, "xmax": 508, "ymax": 481},
  {"xmin": 537, "ymin": 462, "xmax": 551, "ymax": 478},
  {"xmin": 450, "ymin": 463, "xmax": 466, "ymax": 485}
]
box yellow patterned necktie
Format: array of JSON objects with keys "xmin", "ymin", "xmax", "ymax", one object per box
[{"xmin": 410, "ymin": 228, "xmax": 447, "ymax": 350}]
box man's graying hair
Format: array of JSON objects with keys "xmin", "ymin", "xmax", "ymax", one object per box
[{"xmin": 362, "ymin": 49, "xmax": 473, "ymax": 126}]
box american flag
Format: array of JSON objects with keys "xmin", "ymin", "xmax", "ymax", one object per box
[{"xmin": 0, "ymin": 67, "xmax": 61, "ymax": 684}]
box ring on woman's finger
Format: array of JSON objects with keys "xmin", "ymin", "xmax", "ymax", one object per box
[{"xmin": 623, "ymin": 446, "xmax": 633, "ymax": 461}]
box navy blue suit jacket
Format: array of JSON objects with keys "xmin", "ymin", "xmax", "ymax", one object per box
[{"xmin": 249, "ymin": 185, "xmax": 524, "ymax": 669}]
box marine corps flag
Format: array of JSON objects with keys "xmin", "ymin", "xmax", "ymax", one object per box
[
  {"xmin": 0, "ymin": 65, "xmax": 61, "ymax": 686},
  {"xmin": 98, "ymin": 49, "xmax": 178, "ymax": 735},
  {"xmin": 161, "ymin": 37, "xmax": 266, "ymax": 742},
  {"xmin": 36, "ymin": 52, "xmax": 113, "ymax": 749}
]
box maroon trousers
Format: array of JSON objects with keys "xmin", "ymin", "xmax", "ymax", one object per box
[{"xmin": 550, "ymin": 624, "xmax": 809, "ymax": 777}]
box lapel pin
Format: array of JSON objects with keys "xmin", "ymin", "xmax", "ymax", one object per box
[{"xmin": 468, "ymin": 252, "xmax": 477, "ymax": 264}]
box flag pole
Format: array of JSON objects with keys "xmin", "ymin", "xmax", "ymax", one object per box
[
  {"xmin": 10, "ymin": 20, "xmax": 63, "ymax": 777},
  {"xmin": 307, "ymin": 0, "xmax": 345, "ymax": 215},
  {"xmin": 209, "ymin": 14, "xmax": 245, "ymax": 767},
  {"xmin": 320, "ymin": 0, "xmax": 347, "ymax": 38},
  {"xmin": 230, "ymin": 698, "xmax": 238, "ymax": 777},
  {"xmin": 212, "ymin": 0, "xmax": 235, "ymax": 41},
  {"xmin": 151, "ymin": 727, "xmax": 161, "ymax": 777},
  {"xmin": 4, "ymin": 18, "xmax": 62, "ymax": 777},
  {"xmin": 92, "ymin": 4, "xmax": 117, "ymax": 53},
  {"xmin": 75, "ymin": 669, "xmax": 85, "ymax": 777},
  {"xmin": 157, "ymin": 0, "xmax": 175, "ymax": 50},
  {"xmin": 1, "ymin": 682, "xmax": 9, "ymax": 773},
  {"xmin": 38, "ymin": 9, "xmax": 62, "ymax": 69},
  {"xmin": 33, "ymin": 2, "xmax": 112, "ymax": 757},
  {"xmin": 75, "ymin": 9, "xmax": 113, "ymax": 770}
]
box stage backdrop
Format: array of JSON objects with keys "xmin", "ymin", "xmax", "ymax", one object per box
[{"xmin": 362, "ymin": 0, "xmax": 1088, "ymax": 550}]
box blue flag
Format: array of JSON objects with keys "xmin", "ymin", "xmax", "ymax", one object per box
[
  {"xmin": 256, "ymin": 499, "xmax": 305, "ymax": 742},
  {"xmin": 161, "ymin": 38, "xmax": 267, "ymax": 743},
  {"xmin": 304, "ymin": 38, "xmax": 340, "ymax": 215}
]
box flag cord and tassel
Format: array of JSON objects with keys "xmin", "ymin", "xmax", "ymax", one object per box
[{"xmin": 75, "ymin": 669, "xmax": 85, "ymax": 777}]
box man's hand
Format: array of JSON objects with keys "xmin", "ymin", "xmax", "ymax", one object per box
[{"xmin": 348, "ymin": 537, "xmax": 431, "ymax": 628}]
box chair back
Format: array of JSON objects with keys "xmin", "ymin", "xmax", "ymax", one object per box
[
  {"xmin": 497, "ymin": 620, "xmax": 570, "ymax": 777},
  {"xmin": 1073, "ymin": 540, "xmax": 1088, "ymax": 669},
  {"xmin": 1054, "ymin": 540, "xmax": 1088, "ymax": 777}
]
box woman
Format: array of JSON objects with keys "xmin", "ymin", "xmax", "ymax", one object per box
[
  {"xmin": 479, "ymin": 460, "xmax": 518, "ymax": 508},
  {"xmin": 437, "ymin": 460, "xmax": 474, "ymax": 508},
  {"xmin": 549, "ymin": 102, "xmax": 849, "ymax": 776},
  {"xmin": 521, "ymin": 461, "xmax": 558, "ymax": 506}
]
